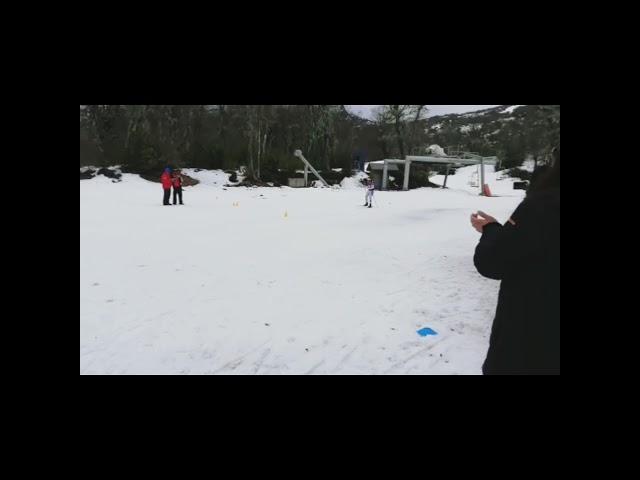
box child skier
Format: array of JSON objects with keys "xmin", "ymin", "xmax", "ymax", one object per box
[{"xmin": 364, "ymin": 179, "xmax": 375, "ymax": 208}]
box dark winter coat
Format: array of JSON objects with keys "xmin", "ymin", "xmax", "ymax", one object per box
[{"xmin": 474, "ymin": 188, "xmax": 560, "ymax": 375}]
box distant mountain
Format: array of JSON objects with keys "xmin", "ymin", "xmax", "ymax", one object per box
[{"xmin": 421, "ymin": 105, "xmax": 560, "ymax": 168}]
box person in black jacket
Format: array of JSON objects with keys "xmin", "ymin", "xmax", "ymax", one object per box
[{"xmin": 471, "ymin": 147, "xmax": 560, "ymax": 375}]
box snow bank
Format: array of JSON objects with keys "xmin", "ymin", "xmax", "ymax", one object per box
[
  {"xmin": 181, "ymin": 169, "xmax": 232, "ymax": 187},
  {"xmin": 340, "ymin": 171, "xmax": 368, "ymax": 190},
  {"xmin": 427, "ymin": 145, "xmax": 447, "ymax": 157},
  {"xmin": 520, "ymin": 159, "xmax": 536, "ymax": 172}
]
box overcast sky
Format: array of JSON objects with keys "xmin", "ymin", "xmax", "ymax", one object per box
[{"xmin": 347, "ymin": 105, "xmax": 500, "ymax": 119}]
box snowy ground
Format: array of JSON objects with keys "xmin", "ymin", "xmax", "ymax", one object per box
[{"xmin": 80, "ymin": 165, "xmax": 525, "ymax": 375}]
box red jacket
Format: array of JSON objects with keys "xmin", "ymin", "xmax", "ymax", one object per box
[
  {"xmin": 172, "ymin": 176, "xmax": 183, "ymax": 188},
  {"xmin": 161, "ymin": 172, "xmax": 172, "ymax": 190}
]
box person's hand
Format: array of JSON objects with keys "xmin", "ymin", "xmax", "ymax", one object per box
[{"xmin": 471, "ymin": 211, "xmax": 498, "ymax": 233}]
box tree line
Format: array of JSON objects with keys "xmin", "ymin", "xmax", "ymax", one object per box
[{"xmin": 80, "ymin": 105, "xmax": 560, "ymax": 183}]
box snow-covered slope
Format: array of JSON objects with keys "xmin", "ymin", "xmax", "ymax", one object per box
[
  {"xmin": 181, "ymin": 168, "xmax": 232, "ymax": 186},
  {"xmin": 431, "ymin": 164, "xmax": 528, "ymax": 197},
  {"xmin": 81, "ymin": 168, "xmax": 525, "ymax": 375},
  {"xmin": 501, "ymin": 105, "xmax": 525, "ymax": 114}
]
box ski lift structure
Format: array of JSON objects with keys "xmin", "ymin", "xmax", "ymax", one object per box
[
  {"xmin": 293, "ymin": 150, "xmax": 329, "ymax": 187},
  {"xmin": 379, "ymin": 146, "xmax": 499, "ymax": 195}
]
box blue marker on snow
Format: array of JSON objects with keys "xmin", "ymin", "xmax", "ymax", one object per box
[{"xmin": 417, "ymin": 328, "xmax": 438, "ymax": 337}]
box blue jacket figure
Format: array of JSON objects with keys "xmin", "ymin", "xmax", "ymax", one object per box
[{"xmin": 354, "ymin": 148, "xmax": 367, "ymax": 172}]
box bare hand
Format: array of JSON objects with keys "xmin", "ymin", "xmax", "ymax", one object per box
[{"xmin": 471, "ymin": 211, "xmax": 498, "ymax": 233}]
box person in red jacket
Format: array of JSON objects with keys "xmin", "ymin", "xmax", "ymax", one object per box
[
  {"xmin": 172, "ymin": 170, "xmax": 184, "ymax": 205},
  {"xmin": 160, "ymin": 167, "xmax": 173, "ymax": 206}
]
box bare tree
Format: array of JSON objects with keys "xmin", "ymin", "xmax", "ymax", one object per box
[
  {"xmin": 375, "ymin": 105, "xmax": 429, "ymax": 158},
  {"xmin": 244, "ymin": 105, "xmax": 273, "ymax": 181}
]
